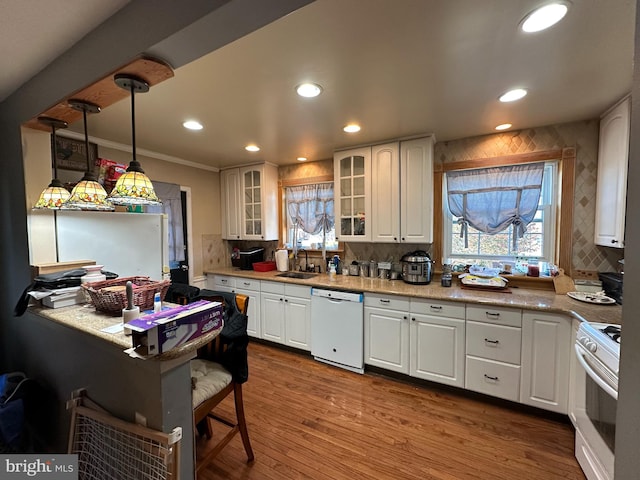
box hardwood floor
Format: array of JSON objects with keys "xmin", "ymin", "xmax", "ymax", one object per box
[{"xmin": 197, "ymin": 342, "xmax": 585, "ymax": 480}]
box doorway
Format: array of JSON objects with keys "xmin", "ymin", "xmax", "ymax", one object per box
[{"xmin": 170, "ymin": 189, "xmax": 190, "ymax": 284}]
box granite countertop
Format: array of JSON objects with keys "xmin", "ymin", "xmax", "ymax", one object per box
[
  {"xmin": 206, "ymin": 267, "xmax": 622, "ymax": 325},
  {"xmin": 30, "ymin": 303, "xmax": 223, "ymax": 360}
]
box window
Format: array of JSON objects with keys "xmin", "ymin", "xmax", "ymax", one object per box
[
  {"xmin": 443, "ymin": 162, "xmax": 557, "ymax": 267},
  {"xmin": 284, "ymin": 183, "xmax": 339, "ymax": 250}
]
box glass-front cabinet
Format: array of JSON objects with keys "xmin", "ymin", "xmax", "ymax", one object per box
[
  {"xmin": 243, "ymin": 169, "xmax": 262, "ymax": 237},
  {"xmin": 221, "ymin": 163, "xmax": 278, "ymax": 241},
  {"xmin": 334, "ymin": 147, "xmax": 371, "ymax": 242}
]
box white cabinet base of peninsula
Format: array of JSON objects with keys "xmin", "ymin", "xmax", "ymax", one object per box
[
  {"xmin": 594, "ymin": 95, "xmax": 630, "ymax": 248},
  {"xmin": 520, "ymin": 311, "xmax": 571, "ymax": 414}
]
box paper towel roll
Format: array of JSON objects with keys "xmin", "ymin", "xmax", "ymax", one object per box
[{"xmin": 275, "ymin": 249, "xmax": 289, "ymax": 271}]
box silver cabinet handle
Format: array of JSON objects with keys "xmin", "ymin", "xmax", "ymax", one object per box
[
  {"xmin": 484, "ymin": 374, "xmax": 499, "ymax": 381},
  {"xmin": 379, "ymin": 299, "xmax": 391, "ymax": 304},
  {"xmin": 430, "ymin": 305, "xmax": 442, "ymax": 310},
  {"xmin": 486, "ymin": 312, "xmax": 500, "ymax": 317},
  {"xmin": 484, "ymin": 338, "xmax": 500, "ymax": 345}
]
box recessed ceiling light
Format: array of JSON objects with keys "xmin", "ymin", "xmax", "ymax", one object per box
[
  {"xmin": 245, "ymin": 144, "xmax": 260, "ymax": 152},
  {"xmin": 495, "ymin": 123, "xmax": 513, "ymax": 131},
  {"xmin": 297, "ymin": 157, "xmax": 307, "ymax": 162},
  {"xmin": 343, "ymin": 124, "xmax": 361, "ymax": 133},
  {"xmin": 499, "ymin": 89, "xmax": 528, "ymax": 102},
  {"xmin": 183, "ymin": 120, "xmax": 203, "ymax": 130},
  {"xmin": 521, "ymin": 2, "xmax": 569, "ymax": 33},
  {"xmin": 296, "ymin": 83, "xmax": 323, "ymax": 98}
]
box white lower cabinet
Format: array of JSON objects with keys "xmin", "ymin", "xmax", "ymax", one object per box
[
  {"xmin": 283, "ymin": 284, "xmax": 311, "ymax": 351},
  {"xmin": 260, "ymin": 281, "xmax": 285, "ymax": 345},
  {"xmin": 520, "ymin": 311, "xmax": 571, "ymax": 414},
  {"xmin": 364, "ymin": 294, "xmax": 411, "ymax": 374},
  {"xmin": 465, "ymin": 305, "xmax": 522, "ymax": 402},
  {"xmin": 260, "ymin": 281, "xmax": 311, "ymax": 350},
  {"xmin": 410, "ymin": 299, "xmax": 465, "ymax": 388},
  {"xmin": 234, "ymin": 278, "xmax": 261, "ymax": 339}
]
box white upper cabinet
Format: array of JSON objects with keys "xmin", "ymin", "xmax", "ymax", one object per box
[
  {"xmin": 595, "ymin": 96, "xmax": 630, "ymax": 248},
  {"xmin": 221, "ymin": 163, "xmax": 278, "ymax": 241},
  {"xmin": 336, "ymin": 136, "xmax": 434, "ymax": 243},
  {"xmin": 371, "ymin": 143, "xmax": 400, "ymax": 242},
  {"xmin": 400, "ymin": 136, "xmax": 434, "ymax": 243},
  {"xmin": 334, "ymin": 147, "xmax": 372, "ymax": 242},
  {"xmin": 220, "ymin": 168, "xmax": 242, "ymax": 240}
]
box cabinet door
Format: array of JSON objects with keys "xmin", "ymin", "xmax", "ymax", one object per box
[
  {"xmin": 400, "ymin": 136, "xmax": 434, "ymax": 243},
  {"xmin": 260, "ymin": 292, "xmax": 285, "ymax": 344},
  {"xmin": 220, "ymin": 168, "xmax": 241, "ymax": 240},
  {"xmin": 284, "ymin": 296, "xmax": 311, "ymax": 351},
  {"xmin": 235, "ymin": 287, "xmax": 261, "ymax": 339},
  {"xmin": 410, "ymin": 313, "xmax": 465, "ymax": 387},
  {"xmin": 520, "ymin": 312, "xmax": 571, "ymax": 414},
  {"xmin": 371, "ymin": 143, "xmax": 400, "ymax": 243},
  {"xmin": 364, "ymin": 307, "xmax": 409, "ymax": 373},
  {"xmin": 595, "ymin": 97, "xmax": 630, "ymax": 248},
  {"xmin": 240, "ymin": 167, "xmax": 264, "ymax": 241},
  {"xmin": 334, "ymin": 147, "xmax": 371, "ymax": 242}
]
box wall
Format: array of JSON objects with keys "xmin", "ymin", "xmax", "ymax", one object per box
[
  {"xmin": 207, "ymin": 120, "xmax": 620, "ymax": 274},
  {"xmin": 436, "ymin": 119, "xmax": 623, "ymax": 274},
  {"xmin": 22, "ymin": 127, "xmax": 221, "ymax": 279}
]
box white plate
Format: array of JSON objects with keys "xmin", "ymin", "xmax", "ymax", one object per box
[{"xmin": 567, "ymin": 292, "xmax": 616, "ymax": 304}]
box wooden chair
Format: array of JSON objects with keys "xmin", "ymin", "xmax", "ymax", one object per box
[{"xmin": 190, "ymin": 292, "xmax": 254, "ymax": 473}]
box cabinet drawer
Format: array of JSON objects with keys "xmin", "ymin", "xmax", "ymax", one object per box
[
  {"xmin": 465, "ymin": 356, "xmax": 521, "ymax": 402},
  {"xmin": 466, "ymin": 305, "xmax": 522, "ymax": 327},
  {"xmin": 261, "ymin": 281, "xmax": 285, "ymax": 294},
  {"xmin": 285, "ymin": 283, "xmax": 311, "ymax": 299},
  {"xmin": 235, "ymin": 278, "xmax": 260, "ymax": 291},
  {"xmin": 364, "ymin": 293, "xmax": 410, "ymax": 311},
  {"xmin": 466, "ymin": 321, "xmax": 521, "ymax": 365},
  {"xmin": 213, "ymin": 275, "xmax": 236, "ymax": 288},
  {"xmin": 410, "ymin": 298, "xmax": 465, "ymax": 319}
]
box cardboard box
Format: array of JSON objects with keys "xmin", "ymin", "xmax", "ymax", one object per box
[
  {"xmin": 126, "ymin": 300, "xmax": 223, "ymax": 357},
  {"xmin": 31, "ymin": 260, "xmax": 95, "ymax": 279}
]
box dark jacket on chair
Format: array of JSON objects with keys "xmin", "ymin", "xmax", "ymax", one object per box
[{"xmin": 197, "ymin": 290, "xmax": 249, "ymax": 384}]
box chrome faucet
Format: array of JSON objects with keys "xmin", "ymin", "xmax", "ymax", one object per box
[{"xmin": 297, "ymin": 249, "xmax": 309, "ymax": 271}]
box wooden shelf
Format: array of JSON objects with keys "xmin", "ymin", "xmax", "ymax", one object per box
[{"xmin": 24, "ymin": 56, "xmax": 174, "ymax": 131}]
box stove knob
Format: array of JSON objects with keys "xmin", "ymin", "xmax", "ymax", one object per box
[
  {"xmin": 579, "ymin": 336, "xmax": 589, "ymax": 346},
  {"xmin": 587, "ymin": 341, "xmax": 598, "ymax": 353}
]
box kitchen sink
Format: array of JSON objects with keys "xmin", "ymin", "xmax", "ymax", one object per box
[{"xmin": 276, "ymin": 271, "xmax": 318, "ymax": 279}]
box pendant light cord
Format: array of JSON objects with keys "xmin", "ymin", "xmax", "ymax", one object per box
[
  {"xmin": 51, "ymin": 124, "xmax": 59, "ymax": 180},
  {"xmin": 82, "ymin": 107, "xmax": 91, "ymax": 173},
  {"xmin": 130, "ymin": 82, "xmax": 136, "ymax": 162}
]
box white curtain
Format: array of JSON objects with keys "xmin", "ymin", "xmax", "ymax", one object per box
[
  {"xmin": 285, "ymin": 183, "xmax": 335, "ymax": 235},
  {"xmin": 446, "ymin": 162, "xmax": 545, "ymax": 249},
  {"xmin": 148, "ymin": 181, "xmax": 185, "ymax": 263}
]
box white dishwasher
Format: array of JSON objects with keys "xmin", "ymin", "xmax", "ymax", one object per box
[{"xmin": 311, "ymin": 288, "xmax": 364, "ymax": 373}]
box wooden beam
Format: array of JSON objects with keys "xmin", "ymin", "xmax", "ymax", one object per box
[{"xmin": 23, "ymin": 56, "xmax": 174, "ymax": 131}]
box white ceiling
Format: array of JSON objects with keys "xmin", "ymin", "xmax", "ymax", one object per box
[{"xmin": 5, "ymin": 0, "xmax": 636, "ymax": 170}]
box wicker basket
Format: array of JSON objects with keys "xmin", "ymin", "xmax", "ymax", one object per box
[{"xmin": 82, "ymin": 276, "xmax": 171, "ymax": 315}]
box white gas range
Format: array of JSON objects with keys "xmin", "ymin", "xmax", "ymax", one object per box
[{"xmin": 572, "ymin": 322, "xmax": 620, "ymax": 480}]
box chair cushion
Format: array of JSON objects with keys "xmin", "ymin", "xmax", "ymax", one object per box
[{"xmin": 190, "ymin": 359, "xmax": 232, "ymax": 408}]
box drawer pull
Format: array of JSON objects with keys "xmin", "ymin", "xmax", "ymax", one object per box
[
  {"xmin": 429, "ymin": 305, "xmax": 442, "ymax": 310},
  {"xmin": 486, "ymin": 312, "xmax": 500, "ymax": 317},
  {"xmin": 484, "ymin": 374, "xmax": 499, "ymax": 381},
  {"xmin": 379, "ymin": 299, "xmax": 391, "ymax": 304},
  {"xmin": 484, "ymin": 338, "xmax": 500, "ymax": 345},
  {"xmin": 243, "ymin": 282, "xmax": 251, "ymax": 286}
]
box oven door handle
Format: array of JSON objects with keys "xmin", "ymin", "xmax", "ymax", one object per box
[{"xmin": 574, "ymin": 344, "xmax": 618, "ymax": 400}]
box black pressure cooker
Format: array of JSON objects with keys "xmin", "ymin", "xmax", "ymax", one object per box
[{"xmin": 400, "ymin": 250, "xmax": 433, "ymax": 285}]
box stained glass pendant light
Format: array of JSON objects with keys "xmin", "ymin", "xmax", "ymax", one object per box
[
  {"xmin": 33, "ymin": 117, "xmax": 72, "ymax": 209},
  {"xmin": 63, "ymin": 100, "xmax": 114, "ymax": 211},
  {"xmin": 108, "ymin": 74, "xmax": 160, "ymax": 205}
]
